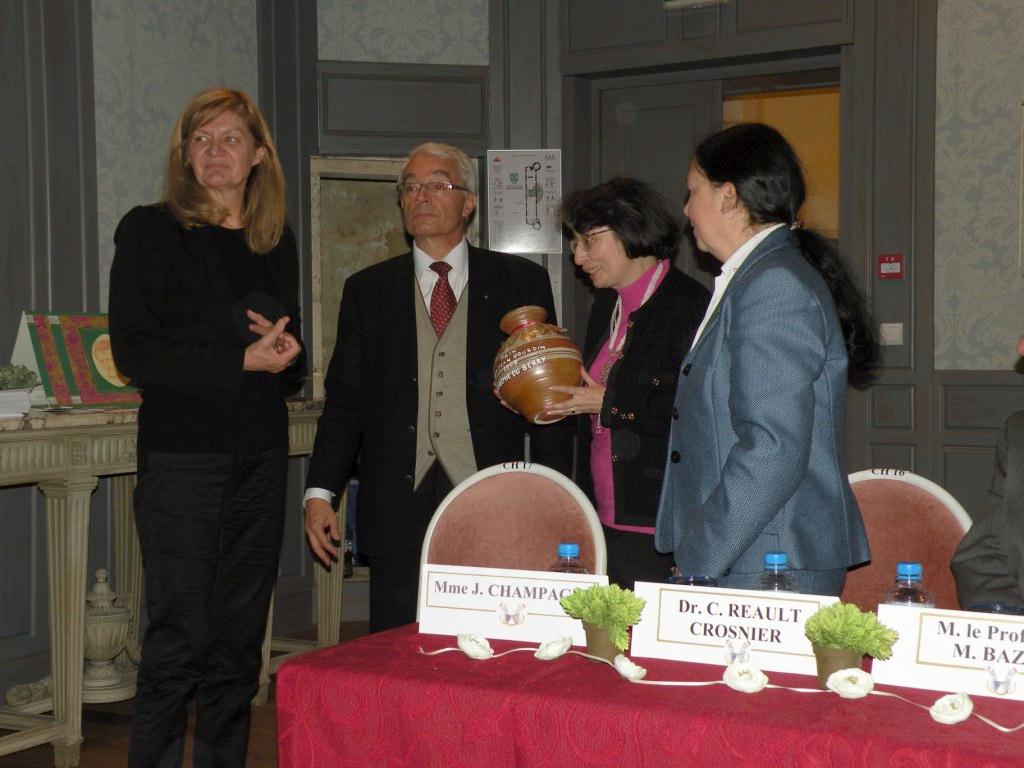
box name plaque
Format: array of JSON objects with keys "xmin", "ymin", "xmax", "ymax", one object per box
[
  {"xmin": 631, "ymin": 582, "xmax": 838, "ymax": 675},
  {"xmin": 417, "ymin": 563, "xmax": 607, "ymax": 644},
  {"xmin": 872, "ymin": 605, "xmax": 1024, "ymax": 699}
]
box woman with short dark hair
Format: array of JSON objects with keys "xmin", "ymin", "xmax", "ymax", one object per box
[
  {"xmin": 655, "ymin": 122, "xmax": 879, "ymax": 596},
  {"xmin": 548, "ymin": 176, "xmax": 709, "ymax": 588}
]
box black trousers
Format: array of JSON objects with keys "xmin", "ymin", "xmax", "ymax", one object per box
[
  {"xmin": 603, "ymin": 524, "xmax": 674, "ymax": 589},
  {"xmin": 364, "ymin": 462, "xmax": 453, "ymax": 633},
  {"xmin": 128, "ymin": 449, "xmax": 286, "ymax": 768}
]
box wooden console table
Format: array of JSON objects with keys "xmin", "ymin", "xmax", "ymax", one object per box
[{"xmin": 0, "ymin": 401, "xmax": 343, "ymax": 767}]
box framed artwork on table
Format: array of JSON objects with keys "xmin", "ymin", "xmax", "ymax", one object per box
[{"xmin": 10, "ymin": 312, "xmax": 140, "ymax": 406}]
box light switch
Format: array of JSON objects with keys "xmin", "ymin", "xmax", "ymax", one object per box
[{"xmin": 880, "ymin": 322, "xmax": 903, "ymax": 346}]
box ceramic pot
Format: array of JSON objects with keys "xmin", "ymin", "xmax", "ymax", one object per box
[
  {"xmin": 493, "ymin": 306, "xmax": 582, "ymax": 424},
  {"xmin": 811, "ymin": 643, "xmax": 864, "ymax": 689},
  {"xmin": 583, "ymin": 622, "xmax": 620, "ymax": 663},
  {"xmin": 0, "ymin": 388, "xmax": 31, "ymax": 417}
]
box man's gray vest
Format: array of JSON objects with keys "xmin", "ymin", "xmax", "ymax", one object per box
[{"xmin": 413, "ymin": 281, "xmax": 477, "ymax": 489}]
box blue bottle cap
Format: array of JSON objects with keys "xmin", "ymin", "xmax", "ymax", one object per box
[
  {"xmin": 896, "ymin": 561, "xmax": 923, "ymax": 579},
  {"xmin": 558, "ymin": 542, "xmax": 580, "ymax": 558},
  {"xmin": 763, "ymin": 552, "xmax": 789, "ymax": 567}
]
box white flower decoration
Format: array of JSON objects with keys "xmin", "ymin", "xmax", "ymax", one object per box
[
  {"xmin": 826, "ymin": 668, "xmax": 874, "ymax": 699},
  {"xmin": 613, "ymin": 654, "xmax": 648, "ymax": 681},
  {"xmin": 723, "ymin": 663, "xmax": 769, "ymax": 693},
  {"xmin": 456, "ymin": 634, "xmax": 494, "ymax": 660},
  {"xmin": 930, "ymin": 693, "xmax": 973, "ymax": 725},
  {"xmin": 535, "ymin": 637, "xmax": 572, "ymax": 661}
]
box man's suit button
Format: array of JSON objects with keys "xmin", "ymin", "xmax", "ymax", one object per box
[
  {"xmin": 412, "ymin": 376, "xmax": 417, "ymax": 383},
  {"xmin": 439, "ymin": 352, "xmax": 445, "ymax": 358},
  {"xmin": 672, "ymin": 407, "xmax": 678, "ymax": 420},
  {"xmin": 434, "ymin": 410, "xmax": 441, "ymax": 417},
  {"xmin": 433, "ymin": 432, "xmax": 440, "ymax": 439},
  {"xmin": 435, "ymin": 391, "xmax": 443, "ymax": 397},
  {"xmin": 404, "ymin": 474, "xmax": 413, "ymax": 482},
  {"xmin": 670, "ymin": 450, "xmax": 680, "ymax": 463},
  {"xmin": 408, "ymin": 425, "xmax": 416, "ymax": 433}
]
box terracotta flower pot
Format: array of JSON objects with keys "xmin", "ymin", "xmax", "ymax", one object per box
[
  {"xmin": 583, "ymin": 622, "xmax": 620, "ymax": 663},
  {"xmin": 811, "ymin": 643, "xmax": 864, "ymax": 689},
  {"xmin": 493, "ymin": 306, "xmax": 582, "ymax": 424}
]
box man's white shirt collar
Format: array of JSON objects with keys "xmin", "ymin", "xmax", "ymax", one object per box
[{"xmin": 414, "ymin": 238, "xmax": 469, "ymax": 301}]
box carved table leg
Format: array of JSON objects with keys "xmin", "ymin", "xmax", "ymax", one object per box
[
  {"xmin": 38, "ymin": 476, "xmax": 98, "ymax": 768},
  {"xmin": 315, "ymin": 488, "xmax": 346, "ymax": 648},
  {"xmin": 315, "ymin": 563, "xmax": 343, "ymax": 648},
  {"xmin": 255, "ymin": 592, "xmax": 274, "ymax": 705},
  {"xmin": 111, "ymin": 474, "xmax": 142, "ymax": 667}
]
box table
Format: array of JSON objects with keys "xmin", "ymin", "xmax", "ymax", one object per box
[
  {"xmin": 0, "ymin": 401, "xmax": 341, "ymax": 767},
  {"xmin": 277, "ymin": 625, "xmax": 1024, "ymax": 768}
]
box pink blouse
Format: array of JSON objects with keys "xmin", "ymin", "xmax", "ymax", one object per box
[{"xmin": 588, "ymin": 259, "xmax": 669, "ymax": 532}]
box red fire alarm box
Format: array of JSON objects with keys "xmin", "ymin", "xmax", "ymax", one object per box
[{"xmin": 878, "ymin": 253, "xmax": 904, "ymax": 280}]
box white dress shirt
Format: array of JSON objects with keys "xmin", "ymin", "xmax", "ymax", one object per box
[
  {"xmin": 303, "ymin": 238, "xmax": 472, "ymax": 505},
  {"xmin": 689, "ymin": 223, "xmax": 785, "ymax": 352},
  {"xmin": 413, "ymin": 238, "xmax": 469, "ymax": 304}
]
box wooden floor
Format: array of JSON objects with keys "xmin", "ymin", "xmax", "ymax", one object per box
[{"xmin": 0, "ymin": 622, "xmax": 368, "ymax": 768}]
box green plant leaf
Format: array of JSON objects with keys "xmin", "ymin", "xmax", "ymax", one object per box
[
  {"xmin": 804, "ymin": 602, "xmax": 899, "ymax": 659},
  {"xmin": 559, "ymin": 584, "xmax": 646, "ymax": 652},
  {"xmin": 0, "ymin": 365, "xmax": 40, "ymax": 391}
]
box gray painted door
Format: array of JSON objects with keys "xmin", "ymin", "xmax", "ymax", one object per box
[{"xmin": 597, "ymin": 79, "xmax": 720, "ymax": 288}]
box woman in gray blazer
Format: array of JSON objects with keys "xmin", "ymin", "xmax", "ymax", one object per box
[{"xmin": 654, "ymin": 123, "xmax": 879, "ymax": 595}]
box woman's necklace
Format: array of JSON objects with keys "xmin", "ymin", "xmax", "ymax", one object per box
[{"xmin": 599, "ymin": 259, "xmax": 666, "ymax": 385}]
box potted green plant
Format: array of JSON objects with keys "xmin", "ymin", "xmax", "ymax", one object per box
[
  {"xmin": 804, "ymin": 602, "xmax": 899, "ymax": 688},
  {"xmin": 0, "ymin": 365, "xmax": 41, "ymax": 417},
  {"xmin": 559, "ymin": 584, "xmax": 646, "ymax": 661}
]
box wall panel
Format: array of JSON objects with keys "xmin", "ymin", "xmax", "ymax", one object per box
[
  {"xmin": 320, "ymin": 62, "xmax": 489, "ymax": 157},
  {"xmin": 0, "ymin": 0, "xmax": 102, "ymax": 695}
]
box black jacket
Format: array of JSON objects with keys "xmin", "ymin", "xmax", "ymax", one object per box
[
  {"xmin": 109, "ymin": 204, "xmax": 303, "ymax": 454},
  {"xmin": 576, "ymin": 266, "xmax": 709, "ymax": 527},
  {"xmin": 305, "ymin": 245, "xmax": 574, "ymax": 558}
]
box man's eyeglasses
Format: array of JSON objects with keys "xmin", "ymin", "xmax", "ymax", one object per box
[
  {"xmin": 568, "ymin": 227, "xmax": 611, "ymax": 252},
  {"xmin": 397, "ymin": 181, "xmax": 470, "ymax": 198}
]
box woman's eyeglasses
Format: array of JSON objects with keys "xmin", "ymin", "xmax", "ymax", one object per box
[{"xmin": 569, "ymin": 227, "xmax": 611, "ymax": 252}]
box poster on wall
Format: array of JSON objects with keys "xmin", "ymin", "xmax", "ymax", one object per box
[
  {"xmin": 10, "ymin": 312, "xmax": 140, "ymax": 406},
  {"xmin": 486, "ymin": 149, "xmax": 562, "ymax": 255}
]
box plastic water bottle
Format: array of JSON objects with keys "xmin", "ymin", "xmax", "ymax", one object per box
[
  {"xmin": 883, "ymin": 562, "xmax": 935, "ymax": 607},
  {"xmin": 549, "ymin": 542, "xmax": 589, "ymax": 574},
  {"xmin": 757, "ymin": 552, "xmax": 798, "ymax": 593}
]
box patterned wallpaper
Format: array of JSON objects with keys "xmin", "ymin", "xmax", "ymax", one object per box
[
  {"xmin": 92, "ymin": 0, "xmax": 258, "ymax": 307},
  {"xmin": 318, "ymin": 0, "xmax": 488, "ymax": 65},
  {"xmin": 934, "ymin": 0, "xmax": 1024, "ymax": 369}
]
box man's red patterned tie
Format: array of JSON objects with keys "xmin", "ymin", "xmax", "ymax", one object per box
[{"xmin": 429, "ymin": 262, "xmax": 457, "ymax": 337}]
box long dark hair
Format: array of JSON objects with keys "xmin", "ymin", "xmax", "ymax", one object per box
[
  {"xmin": 692, "ymin": 123, "xmax": 880, "ymax": 374},
  {"xmin": 560, "ymin": 176, "xmax": 680, "ymax": 261}
]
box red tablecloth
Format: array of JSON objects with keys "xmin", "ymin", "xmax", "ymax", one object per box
[{"xmin": 277, "ymin": 624, "xmax": 1024, "ymax": 767}]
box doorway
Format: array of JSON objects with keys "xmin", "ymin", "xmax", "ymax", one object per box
[{"xmin": 589, "ymin": 65, "xmax": 842, "ymax": 290}]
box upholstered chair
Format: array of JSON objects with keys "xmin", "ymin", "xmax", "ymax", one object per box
[{"xmin": 842, "ymin": 470, "xmax": 971, "ymax": 611}]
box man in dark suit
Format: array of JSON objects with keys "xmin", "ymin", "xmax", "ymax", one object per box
[
  {"xmin": 304, "ymin": 141, "xmax": 573, "ymax": 631},
  {"xmin": 951, "ymin": 339, "xmax": 1024, "ymax": 609}
]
